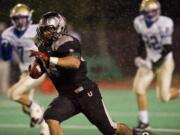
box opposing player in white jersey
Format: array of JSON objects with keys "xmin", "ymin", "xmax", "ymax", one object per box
[
  {"xmin": 133, "ymin": 0, "xmax": 180, "ymax": 131},
  {"xmin": 1, "ymin": 4, "xmax": 49, "ymax": 135}
]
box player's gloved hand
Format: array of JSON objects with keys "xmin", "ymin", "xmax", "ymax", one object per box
[
  {"xmin": 1, "ymin": 40, "xmax": 13, "ymax": 61},
  {"xmin": 30, "ymin": 50, "xmax": 49, "ymax": 63},
  {"xmin": 135, "ymin": 57, "xmax": 152, "ymax": 69}
]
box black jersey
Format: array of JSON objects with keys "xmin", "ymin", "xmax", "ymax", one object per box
[{"xmin": 38, "ymin": 34, "xmax": 90, "ymax": 94}]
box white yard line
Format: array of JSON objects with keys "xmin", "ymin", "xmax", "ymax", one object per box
[
  {"xmin": 151, "ymin": 128, "xmax": 180, "ymax": 133},
  {"xmin": 0, "ymin": 111, "xmax": 179, "ymax": 118},
  {"xmin": 0, "ymin": 124, "xmax": 180, "ymax": 133},
  {"xmin": 0, "ymin": 124, "xmax": 28, "ymax": 128},
  {"xmin": 110, "ymin": 112, "xmax": 180, "ymax": 117}
]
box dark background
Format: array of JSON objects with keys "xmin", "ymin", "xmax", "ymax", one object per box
[{"xmin": 0, "ymin": 0, "xmax": 180, "ymax": 79}]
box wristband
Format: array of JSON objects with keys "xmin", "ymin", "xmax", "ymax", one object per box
[{"xmin": 50, "ymin": 57, "xmax": 59, "ymax": 65}]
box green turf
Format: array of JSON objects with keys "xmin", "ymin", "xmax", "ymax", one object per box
[{"xmin": 0, "ymin": 90, "xmax": 180, "ymax": 135}]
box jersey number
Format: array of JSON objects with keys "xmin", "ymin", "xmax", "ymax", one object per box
[{"xmin": 145, "ymin": 36, "xmax": 161, "ymax": 50}]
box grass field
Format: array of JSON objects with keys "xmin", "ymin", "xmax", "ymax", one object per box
[{"xmin": 0, "ymin": 90, "xmax": 180, "ymax": 135}]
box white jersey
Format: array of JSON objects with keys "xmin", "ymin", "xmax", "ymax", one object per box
[
  {"xmin": 134, "ymin": 15, "xmax": 174, "ymax": 62},
  {"xmin": 2, "ymin": 25, "xmax": 38, "ymax": 72}
]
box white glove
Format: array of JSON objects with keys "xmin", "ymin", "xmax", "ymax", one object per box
[{"xmin": 134, "ymin": 57, "xmax": 152, "ymax": 69}]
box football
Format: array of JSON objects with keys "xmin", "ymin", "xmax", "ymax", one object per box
[{"xmin": 29, "ymin": 61, "xmax": 44, "ymax": 79}]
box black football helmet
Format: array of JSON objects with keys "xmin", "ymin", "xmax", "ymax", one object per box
[{"xmin": 36, "ymin": 11, "xmax": 67, "ymax": 46}]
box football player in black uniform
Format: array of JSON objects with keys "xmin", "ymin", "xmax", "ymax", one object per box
[{"xmin": 29, "ymin": 12, "xmax": 132, "ymax": 135}]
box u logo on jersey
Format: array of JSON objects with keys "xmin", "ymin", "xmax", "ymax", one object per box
[{"xmin": 87, "ymin": 91, "xmax": 93, "ymax": 97}]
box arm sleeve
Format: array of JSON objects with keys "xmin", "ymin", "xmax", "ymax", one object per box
[
  {"xmin": 152, "ymin": 44, "xmax": 172, "ymax": 67},
  {"xmin": 137, "ymin": 35, "xmax": 146, "ymax": 58},
  {"xmin": 161, "ymin": 44, "xmax": 172, "ymax": 57}
]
